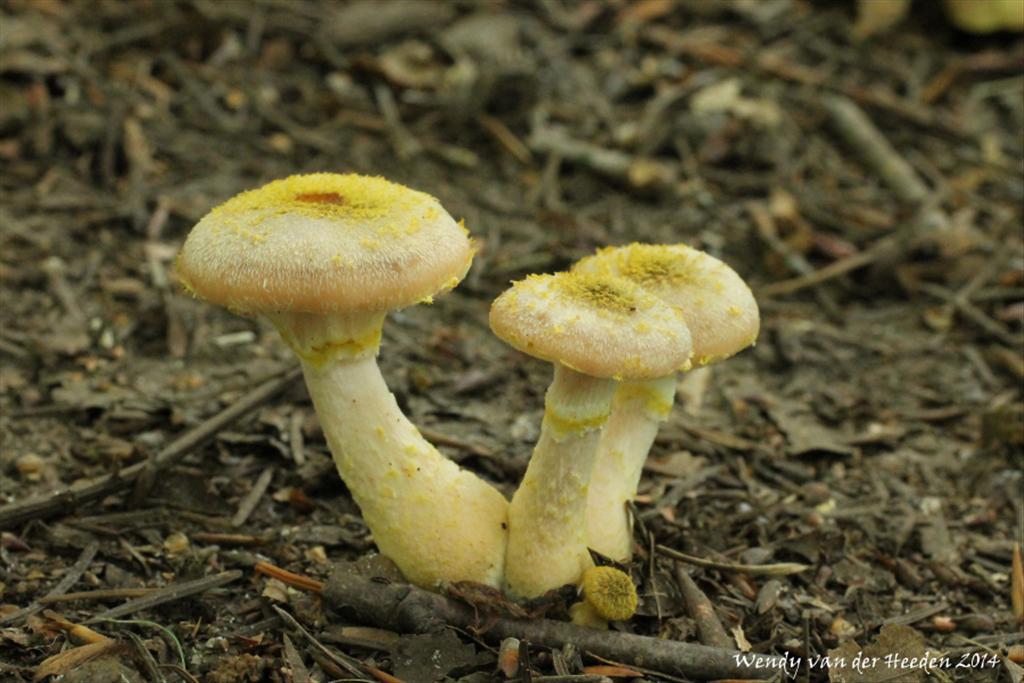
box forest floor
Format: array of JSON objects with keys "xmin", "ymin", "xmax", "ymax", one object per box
[{"xmin": 1, "ymin": 1, "xmax": 1022, "ymax": 682}]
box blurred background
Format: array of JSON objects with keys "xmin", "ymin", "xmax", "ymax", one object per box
[{"xmin": 1, "ymin": 0, "xmax": 1022, "ymax": 681}]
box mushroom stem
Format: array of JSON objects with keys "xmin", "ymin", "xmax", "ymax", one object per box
[
  {"xmin": 569, "ymin": 601, "xmax": 609, "ymax": 629},
  {"xmin": 265, "ymin": 310, "xmax": 386, "ymax": 365},
  {"xmin": 505, "ymin": 365, "xmax": 616, "ymax": 598},
  {"xmin": 269, "ymin": 311, "xmax": 509, "ymax": 589},
  {"xmin": 586, "ymin": 375, "xmax": 677, "ymax": 561}
]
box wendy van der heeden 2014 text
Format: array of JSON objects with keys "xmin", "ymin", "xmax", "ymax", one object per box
[{"xmin": 734, "ymin": 650, "xmax": 1000, "ymax": 678}]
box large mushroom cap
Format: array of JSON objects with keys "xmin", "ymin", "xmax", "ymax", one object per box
[
  {"xmin": 489, "ymin": 271, "xmax": 692, "ymax": 380},
  {"xmin": 573, "ymin": 243, "xmax": 759, "ymax": 366},
  {"xmin": 176, "ymin": 173, "xmax": 474, "ymax": 315}
]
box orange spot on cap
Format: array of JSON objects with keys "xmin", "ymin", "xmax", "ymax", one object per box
[{"xmin": 295, "ymin": 192, "xmax": 345, "ymax": 204}]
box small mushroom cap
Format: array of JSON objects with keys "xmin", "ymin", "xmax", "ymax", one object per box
[
  {"xmin": 574, "ymin": 243, "xmax": 759, "ymax": 367},
  {"xmin": 489, "ymin": 271, "xmax": 692, "ymax": 380},
  {"xmin": 582, "ymin": 566, "xmax": 638, "ymax": 621},
  {"xmin": 176, "ymin": 173, "xmax": 474, "ymax": 315}
]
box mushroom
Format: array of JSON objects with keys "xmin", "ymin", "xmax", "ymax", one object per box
[
  {"xmin": 176, "ymin": 173, "xmax": 509, "ymax": 589},
  {"xmin": 489, "ymin": 271, "xmax": 692, "ymax": 598},
  {"xmin": 944, "ymin": 0, "xmax": 1024, "ymax": 33},
  {"xmin": 573, "ymin": 243, "xmax": 759, "ymax": 561},
  {"xmin": 568, "ymin": 565, "xmax": 639, "ymax": 628}
]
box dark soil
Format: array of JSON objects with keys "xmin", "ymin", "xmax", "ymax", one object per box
[{"xmin": 1, "ymin": 1, "xmax": 1022, "ymax": 682}]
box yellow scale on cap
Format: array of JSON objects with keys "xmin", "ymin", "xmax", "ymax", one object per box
[
  {"xmin": 203, "ymin": 173, "xmax": 456, "ymax": 248},
  {"xmin": 601, "ymin": 244, "xmax": 716, "ymax": 291},
  {"xmin": 561, "ymin": 273, "xmax": 640, "ymax": 316}
]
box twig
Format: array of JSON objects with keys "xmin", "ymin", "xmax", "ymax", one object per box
[
  {"xmin": 160, "ymin": 53, "xmax": 243, "ymax": 133},
  {"xmin": 747, "ymin": 202, "xmax": 820, "ymax": 279},
  {"xmin": 963, "ymin": 345, "xmax": 999, "ymax": 389},
  {"xmin": 322, "ymin": 567, "xmax": 787, "ymax": 680},
  {"xmin": 758, "ymin": 247, "xmax": 880, "ymax": 297},
  {"xmin": 84, "ymin": 570, "xmax": 242, "ymax": 624},
  {"xmin": 373, "ymin": 82, "xmax": 421, "ymax": 160},
  {"xmin": 879, "ymin": 602, "xmax": 951, "ymax": 628},
  {"xmin": 657, "ymin": 545, "xmax": 810, "ymax": 576},
  {"xmin": 34, "ymin": 640, "xmax": 125, "ymax": 681},
  {"xmin": 916, "ymin": 282, "xmax": 1021, "ymax": 346},
  {"xmin": 0, "ymin": 541, "xmax": 99, "ymax": 625},
  {"xmin": 0, "ymin": 336, "xmax": 30, "ymax": 359},
  {"xmin": 289, "ymin": 409, "xmax": 306, "ymax": 466},
  {"xmin": 272, "ymin": 606, "xmax": 373, "ymax": 681},
  {"xmin": 231, "ymin": 466, "xmax": 274, "ymax": 527},
  {"xmin": 642, "ymin": 25, "xmax": 970, "ymax": 140},
  {"xmin": 39, "ymin": 587, "xmax": 156, "ymax": 605},
  {"xmin": 282, "ymin": 633, "xmax": 311, "ymax": 683},
  {"xmin": 478, "ymin": 114, "xmax": 533, "ymax": 164},
  {"xmin": 529, "ymin": 126, "xmax": 678, "ymax": 192},
  {"xmin": 655, "ymin": 466, "xmax": 724, "ymax": 514},
  {"xmin": 43, "ymin": 609, "xmax": 112, "ymax": 644},
  {"xmin": 126, "ymin": 631, "xmax": 163, "ymax": 681},
  {"xmin": 822, "ymin": 95, "xmax": 929, "ymax": 203},
  {"xmin": 254, "ymin": 560, "xmax": 325, "ymax": 593},
  {"xmin": 158, "ymin": 664, "xmax": 200, "ymax": 683},
  {"xmin": 42, "ymin": 256, "xmax": 86, "ymax": 325},
  {"xmin": 665, "ymin": 423, "xmax": 770, "ymax": 454},
  {"xmin": 0, "ymin": 367, "xmax": 302, "ymax": 530},
  {"xmin": 760, "ymin": 96, "xmax": 952, "ymax": 298},
  {"xmin": 674, "ymin": 566, "xmax": 733, "ymax": 650},
  {"xmin": 1012, "ymin": 542, "xmax": 1023, "ymax": 623},
  {"xmin": 98, "ymin": 618, "xmax": 187, "ymax": 670},
  {"xmin": 747, "ymin": 201, "xmax": 841, "ymax": 318},
  {"xmin": 758, "ymin": 194, "xmax": 950, "ymax": 297},
  {"xmin": 191, "ymin": 531, "xmax": 267, "ymax": 546}
]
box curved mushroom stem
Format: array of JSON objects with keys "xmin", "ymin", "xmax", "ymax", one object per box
[
  {"xmin": 505, "ymin": 365, "xmax": 616, "ymax": 599},
  {"xmin": 268, "ymin": 311, "xmax": 509, "ymax": 589},
  {"xmin": 586, "ymin": 375, "xmax": 677, "ymax": 561}
]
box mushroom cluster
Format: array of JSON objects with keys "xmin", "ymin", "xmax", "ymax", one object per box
[
  {"xmin": 490, "ymin": 272, "xmax": 692, "ymax": 598},
  {"xmin": 176, "ymin": 173, "xmax": 759, "ymax": 621}
]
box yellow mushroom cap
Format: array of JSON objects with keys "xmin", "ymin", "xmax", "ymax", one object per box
[
  {"xmin": 573, "ymin": 243, "xmax": 759, "ymax": 367},
  {"xmin": 176, "ymin": 173, "xmax": 474, "ymax": 315},
  {"xmin": 489, "ymin": 271, "xmax": 692, "ymax": 380},
  {"xmin": 582, "ymin": 566, "xmax": 638, "ymax": 621},
  {"xmin": 944, "ymin": 0, "xmax": 1024, "ymax": 33}
]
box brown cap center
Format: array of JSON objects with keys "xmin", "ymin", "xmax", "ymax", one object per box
[{"xmin": 294, "ymin": 192, "xmax": 346, "ymax": 205}]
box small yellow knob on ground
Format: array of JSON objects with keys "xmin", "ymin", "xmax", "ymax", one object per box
[{"xmin": 582, "ymin": 566, "xmax": 638, "ymax": 621}]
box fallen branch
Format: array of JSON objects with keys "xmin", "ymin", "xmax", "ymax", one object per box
[
  {"xmin": 38, "ymin": 587, "xmax": 156, "ymax": 605},
  {"xmin": 822, "ymin": 95, "xmax": 929, "ymax": 204},
  {"xmin": 84, "ymin": 570, "xmax": 242, "ymax": 624},
  {"xmin": 758, "ymin": 248, "xmax": 879, "ymax": 297},
  {"xmin": 916, "ymin": 281, "xmax": 1021, "ymax": 347},
  {"xmin": 529, "ymin": 126, "xmax": 678, "ymax": 193},
  {"xmin": 0, "ymin": 367, "xmax": 302, "ymax": 530},
  {"xmin": 0, "ymin": 541, "xmax": 98, "ymax": 626},
  {"xmin": 675, "ymin": 566, "xmax": 733, "ymax": 650},
  {"xmin": 255, "ymin": 560, "xmax": 325, "ymax": 593},
  {"xmin": 747, "ymin": 201, "xmax": 841, "ymax": 317},
  {"xmin": 657, "ymin": 545, "xmax": 810, "ymax": 576},
  {"xmin": 322, "ymin": 567, "xmax": 786, "ymax": 680},
  {"xmin": 273, "ymin": 605, "xmax": 374, "ymax": 681}
]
